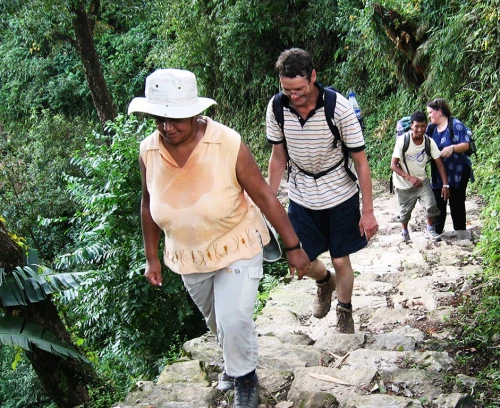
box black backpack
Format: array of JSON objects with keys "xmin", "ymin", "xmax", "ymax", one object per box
[
  {"xmin": 272, "ymin": 86, "xmax": 357, "ymax": 183},
  {"xmin": 426, "ymin": 117, "xmax": 477, "ymax": 157}
]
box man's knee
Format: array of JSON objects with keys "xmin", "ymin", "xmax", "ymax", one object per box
[{"xmin": 331, "ymin": 256, "xmax": 353, "ymax": 275}]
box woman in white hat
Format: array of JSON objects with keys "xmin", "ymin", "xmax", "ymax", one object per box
[{"xmin": 129, "ymin": 69, "xmax": 309, "ymax": 408}]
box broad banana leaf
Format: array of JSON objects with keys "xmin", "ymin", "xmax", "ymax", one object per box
[
  {"xmin": 0, "ymin": 316, "xmax": 90, "ymax": 363},
  {"xmin": 0, "ymin": 266, "xmax": 97, "ymax": 307}
]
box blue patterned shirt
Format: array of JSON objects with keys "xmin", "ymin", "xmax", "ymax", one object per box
[{"xmin": 427, "ymin": 118, "xmax": 474, "ymax": 189}]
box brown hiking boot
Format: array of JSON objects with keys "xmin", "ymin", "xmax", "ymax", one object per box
[
  {"xmin": 336, "ymin": 304, "xmax": 354, "ymax": 334},
  {"xmin": 313, "ymin": 270, "xmax": 336, "ymax": 318}
]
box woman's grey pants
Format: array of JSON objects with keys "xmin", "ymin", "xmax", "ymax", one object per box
[{"xmin": 181, "ymin": 252, "xmax": 263, "ymax": 378}]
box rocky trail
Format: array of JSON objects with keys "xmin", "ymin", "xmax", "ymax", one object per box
[{"xmin": 117, "ymin": 182, "xmax": 484, "ymax": 408}]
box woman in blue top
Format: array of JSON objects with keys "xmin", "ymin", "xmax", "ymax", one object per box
[{"xmin": 426, "ymin": 98, "xmax": 474, "ymax": 234}]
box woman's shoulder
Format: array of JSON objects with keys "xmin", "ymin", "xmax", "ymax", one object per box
[
  {"xmin": 451, "ymin": 117, "xmax": 467, "ymax": 134},
  {"xmin": 140, "ymin": 131, "xmax": 160, "ymax": 152},
  {"xmin": 205, "ymin": 117, "xmax": 241, "ymax": 143}
]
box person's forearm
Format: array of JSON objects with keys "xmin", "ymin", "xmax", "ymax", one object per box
[
  {"xmin": 258, "ymin": 193, "xmax": 300, "ymax": 249},
  {"xmin": 391, "ymin": 164, "xmax": 410, "ymax": 181},
  {"xmin": 452, "ymin": 142, "xmax": 470, "ymax": 154},
  {"xmin": 436, "ymin": 161, "xmax": 448, "ymax": 185},
  {"xmin": 268, "ymin": 155, "xmax": 287, "ymax": 195},
  {"xmin": 356, "ymin": 161, "xmax": 374, "ymax": 214},
  {"xmin": 141, "ymin": 202, "xmax": 162, "ymax": 261}
]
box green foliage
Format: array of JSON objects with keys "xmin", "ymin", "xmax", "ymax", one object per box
[
  {"xmin": 98, "ymin": 24, "xmax": 157, "ymax": 114},
  {"xmin": 0, "ymin": 29, "xmax": 92, "ymax": 123},
  {"xmin": 0, "ymin": 347, "xmax": 52, "ymax": 408},
  {"xmin": 0, "ymin": 0, "xmax": 159, "ymax": 124},
  {"xmin": 254, "ymin": 258, "xmax": 289, "ymax": 316},
  {"xmin": 0, "ymin": 111, "xmax": 94, "ymax": 262}
]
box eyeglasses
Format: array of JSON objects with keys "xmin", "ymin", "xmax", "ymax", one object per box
[{"xmin": 281, "ymin": 82, "xmax": 310, "ymax": 97}]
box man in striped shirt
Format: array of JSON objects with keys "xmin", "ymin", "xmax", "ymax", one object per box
[{"xmin": 266, "ymin": 48, "xmax": 378, "ymax": 333}]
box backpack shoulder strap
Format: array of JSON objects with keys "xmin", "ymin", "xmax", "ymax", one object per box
[
  {"xmin": 324, "ymin": 87, "xmax": 357, "ymax": 182},
  {"xmin": 448, "ymin": 117, "xmax": 455, "ymax": 139},
  {"xmin": 424, "ymin": 135, "xmax": 431, "ymax": 158},
  {"xmin": 401, "ymin": 133, "xmax": 411, "ymax": 175},
  {"xmin": 271, "ymin": 92, "xmax": 291, "ymax": 179},
  {"xmin": 402, "ymin": 132, "xmax": 411, "ymax": 153},
  {"xmin": 323, "ymin": 87, "xmax": 340, "ymax": 148},
  {"xmin": 272, "ymin": 92, "xmax": 285, "ymax": 133}
]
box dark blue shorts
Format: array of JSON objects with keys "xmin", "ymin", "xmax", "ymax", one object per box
[{"xmin": 288, "ymin": 193, "xmax": 367, "ymax": 261}]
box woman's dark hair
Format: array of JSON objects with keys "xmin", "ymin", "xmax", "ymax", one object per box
[
  {"xmin": 275, "ymin": 48, "xmax": 314, "ymax": 81},
  {"xmin": 410, "ymin": 111, "xmax": 427, "ymax": 124},
  {"xmin": 427, "ymin": 98, "xmax": 451, "ymax": 117}
]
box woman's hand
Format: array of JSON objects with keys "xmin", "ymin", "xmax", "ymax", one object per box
[
  {"xmin": 441, "ymin": 186, "xmax": 450, "ymax": 200},
  {"xmin": 440, "ymin": 145, "xmax": 454, "ymax": 159},
  {"xmin": 144, "ymin": 258, "xmax": 163, "ymax": 286},
  {"xmin": 287, "ymin": 248, "xmax": 310, "ymax": 280}
]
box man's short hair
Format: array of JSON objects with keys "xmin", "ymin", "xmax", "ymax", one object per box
[
  {"xmin": 275, "ymin": 48, "xmax": 314, "ymax": 81},
  {"xmin": 411, "ymin": 111, "xmax": 427, "ymax": 124}
]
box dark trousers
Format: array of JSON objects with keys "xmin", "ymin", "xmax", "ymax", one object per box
[{"xmin": 432, "ymin": 166, "xmax": 471, "ymax": 234}]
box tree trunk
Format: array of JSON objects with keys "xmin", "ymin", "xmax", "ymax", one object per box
[
  {"xmin": 372, "ymin": 3, "xmax": 427, "ymax": 85},
  {"xmin": 7, "ymin": 301, "xmax": 95, "ymax": 408},
  {"xmin": 0, "ymin": 221, "xmax": 24, "ymax": 271},
  {"xmin": 1, "ymin": 221, "xmax": 97, "ymax": 408},
  {"xmin": 72, "ymin": 4, "xmax": 117, "ymax": 128}
]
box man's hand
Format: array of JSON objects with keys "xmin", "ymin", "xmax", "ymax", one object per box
[
  {"xmin": 359, "ymin": 211, "xmax": 378, "ymax": 241},
  {"xmin": 287, "ymin": 248, "xmax": 310, "ymax": 280},
  {"xmin": 407, "ymin": 175, "xmax": 423, "ymax": 188},
  {"xmin": 144, "ymin": 258, "xmax": 163, "ymax": 286}
]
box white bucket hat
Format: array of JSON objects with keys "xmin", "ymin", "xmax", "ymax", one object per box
[
  {"xmin": 262, "ymin": 216, "xmax": 282, "ymax": 263},
  {"xmin": 128, "ymin": 69, "xmax": 216, "ymax": 118}
]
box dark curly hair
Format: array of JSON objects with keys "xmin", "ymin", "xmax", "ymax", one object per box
[
  {"xmin": 427, "ymin": 98, "xmax": 451, "ymax": 117},
  {"xmin": 275, "ymin": 48, "xmax": 314, "ymax": 81}
]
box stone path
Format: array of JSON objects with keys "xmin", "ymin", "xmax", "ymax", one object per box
[{"xmin": 117, "ymin": 182, "xmax": 483, "ymax": 408}]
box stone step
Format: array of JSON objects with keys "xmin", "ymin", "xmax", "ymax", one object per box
[{"xmin": 119, "ymin": 359, "xmax": 222, "ymax": 408}]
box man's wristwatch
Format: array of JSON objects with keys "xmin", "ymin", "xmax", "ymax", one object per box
[
  {"xmin": 443, "ymin": 184, "xmax": 450, "ymax": 188},
  {"xmin": 285, "ymin": 241, "xmax": 302, "ymax": 252}
]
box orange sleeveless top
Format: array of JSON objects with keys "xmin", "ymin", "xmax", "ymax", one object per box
[{"xmin": 140, "ymin": 117, "xmax": 269, "ymax": 274}]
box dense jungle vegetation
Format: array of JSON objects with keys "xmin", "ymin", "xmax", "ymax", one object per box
[{"xmin": 0, "ymin": 0, "xmax": 499, "ymax": 406}]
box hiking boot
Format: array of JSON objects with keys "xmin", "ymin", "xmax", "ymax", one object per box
[
  {"xmin": 424, "ymin": 227, "xmax": 441, "ymax": 242},
  {"xmin": 401, "ymin": 230, "xmax": 410, "ymax": 242},
  {"xmin": 313, "ymin": 270, "xmax": 336, "ymax": 319},
  {"xmin": 234, "ymin": 371, "xmax": 259, "ymax": 408},
  {"xmin": 216, "ymin": 370, "xmax": 234, "ymax": 391},
  {"xmin": 336, "ymin": 304, "xmax": 355, "ymax": 334}
]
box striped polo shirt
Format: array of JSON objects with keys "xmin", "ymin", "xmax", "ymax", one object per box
[{"xmin": 266, "ymin": 83, "xmax": 365, "ymax": 210}]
